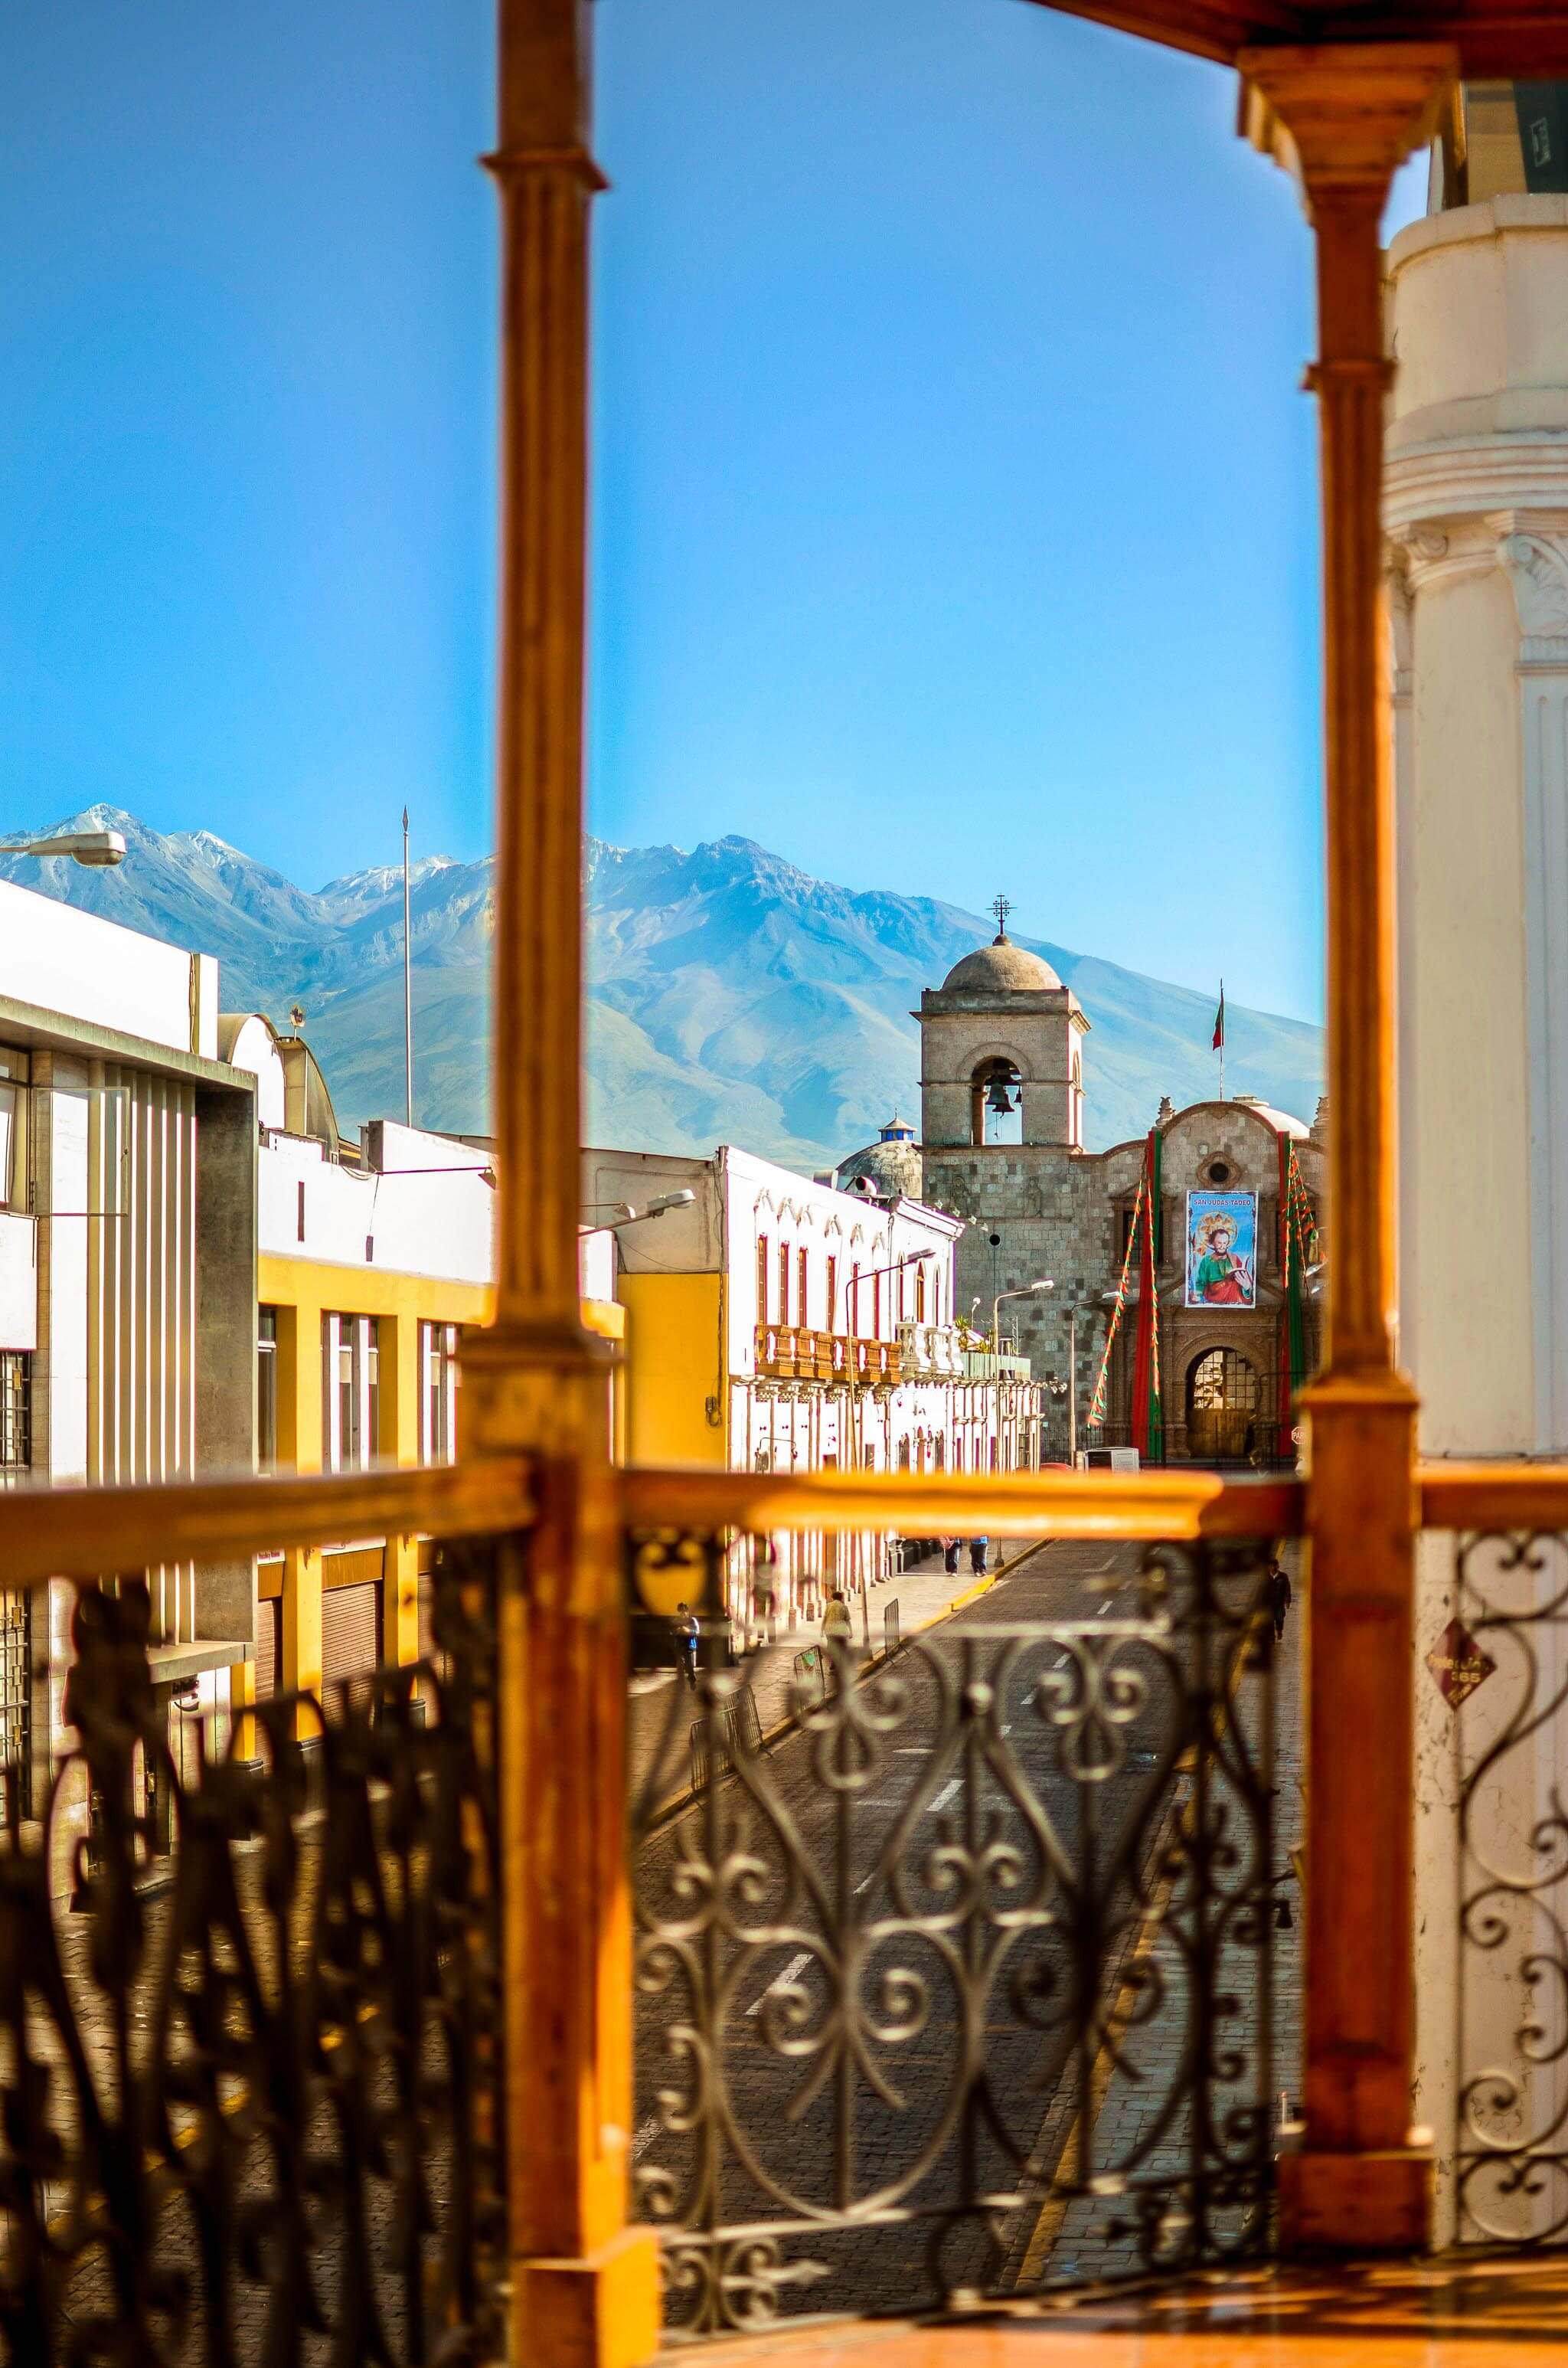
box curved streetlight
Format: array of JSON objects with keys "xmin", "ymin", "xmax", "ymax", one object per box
[{"xmin": 0, "ymin": 829, "xmax": 126, "ymax": 868}]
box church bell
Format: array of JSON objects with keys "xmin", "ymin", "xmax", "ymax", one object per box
[{"xmin": 985, "ymin": 1077, "xmax": 1016, "ymax": 1116}]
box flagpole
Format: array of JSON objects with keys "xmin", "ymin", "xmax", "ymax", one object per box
[
  {"xmin": 1218, "ymin": 977, "xmax": 1226, "ymax": 1101},
  {"xmin": 402, "ymin": 805, "xmax": 413, "ymax": 1128}
]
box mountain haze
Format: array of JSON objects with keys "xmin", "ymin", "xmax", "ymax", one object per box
[{"xmin": 0, "ymin": 807, "xmax": 1322, "ymax": 1168}]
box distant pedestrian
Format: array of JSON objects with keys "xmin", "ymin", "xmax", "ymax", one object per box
[
  {"xmin": 675, "ymin": 1601, "xmax": 699, "ymax": 1688},
  {"xmin": 969, "ymin": 1536, "xmax": 989, "ymax": 1578},
  {"xmin": 822, "ymin": 1591, "xmax": 854, "ymax": 1649},
  {"xmin": 942, "ymin": 1536, "xmax": 961, "ymax": 1576},
  {"xmin": 753, "ymin": 1559, "xmax": 776, "ymax": 1644},
  {"xmin": 1267, "ymin": 1558, "xmax": 1292, "ymax": 1644}
]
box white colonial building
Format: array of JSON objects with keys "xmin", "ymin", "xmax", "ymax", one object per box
[{"xmin": 582, "ymin": 1142, "xmax": 1041, "ymax": 1631}]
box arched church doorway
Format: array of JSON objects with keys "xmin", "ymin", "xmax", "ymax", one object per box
[
  {"xmin": 970, "ymin": 1056, "xmax": 1023, "ymax": 1146},
  {"xmin": 1186, "ymin": 1347, "xmax": 1260, "ymax": 1464}
]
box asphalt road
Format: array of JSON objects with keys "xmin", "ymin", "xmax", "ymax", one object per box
[{"xmin": 631, "ymin": 1536, "xmax": 1268, "ymax": 2327}]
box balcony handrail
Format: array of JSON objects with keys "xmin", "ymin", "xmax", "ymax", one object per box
[
  {"xmin": 620, "ymin": 1463, "xmax": 1304, "ymax": 1539},
  {"xmin": 1419, "ymin": 1460, "xmax": 1568, "ymax": 1529},
  {"xmin": 0, "ymin": 1457, "xmax": 534, "ymax": 1589},
  {"xmin": 12, "ymin": 1452, "xmax": 1568, "ymax": 1601}
]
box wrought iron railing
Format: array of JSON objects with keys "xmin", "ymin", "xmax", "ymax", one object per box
[
  {"xmin": 628, "ymin": 1527, "xmax": 1280, "ymax": 2334},
  {"xmin": 0, "ymin": 1536, "xmax": 509, "ymax": 2366},
  {"xmin": 1450, "ymin": 1526, "xmax": 1568, "ymax": 2247}
]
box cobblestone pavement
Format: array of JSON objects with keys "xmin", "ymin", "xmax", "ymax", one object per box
[
  {"xmin": 632, "ymin": 1534, "xmax": 1283, "ymax": 2332},
  {"xmin": 1005, "ymin": 1542, "xmax": 1303, "ymax": 2289},
  {"xmin": 629, "ymin": 1536, "xmax": 1049, "ymax": 1821}
]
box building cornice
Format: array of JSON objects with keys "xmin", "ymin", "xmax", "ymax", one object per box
[{"xmin": 1385, "ymin": 440, "xmax": 1568, "ymax": 538}]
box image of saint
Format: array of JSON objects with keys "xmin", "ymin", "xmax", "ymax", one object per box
[{"xmin": 1192, "ymin": 1211, "xmax": 1252, "ymax": 1305}]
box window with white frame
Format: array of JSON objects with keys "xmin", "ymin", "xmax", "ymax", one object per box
[
  {"xmin": 0, "ymin": 1047, "xmax": 28, "ymax": 1212},
  {"xmin": 420, "ymin": 1321, "xmax": 460, "ymax": 1464},
  {"xmin": 321, "ymin": 1313, "xmax": 379, "ymax": 1472}
]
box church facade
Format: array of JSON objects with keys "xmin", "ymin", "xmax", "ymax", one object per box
[{"xmin": 837, "ymin": 925, "xmax": 1326, "ymax": 1466}]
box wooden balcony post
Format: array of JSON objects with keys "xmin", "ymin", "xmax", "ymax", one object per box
[
  {"xmin": 462, "ymin": 2, "xmax": 659, "ymax": 2363},
  {"xmin": 1240, "ymin": 44, "xmax": 1453, "ymax": 2252}
]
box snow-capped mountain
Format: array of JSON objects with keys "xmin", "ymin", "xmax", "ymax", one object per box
[{"xmin": 0, "ymin": 807, "xmax": 1323, "ymax": 1167}]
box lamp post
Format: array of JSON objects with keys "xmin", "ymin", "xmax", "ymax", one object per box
[
  {"xmin": 846, "ymin": 1246, "xmax": 934, "ymax": 1641},
  {"xmin": 992, "ymin": 1279, "xmax": 1052, "ymax": 1473},
  {"xmin": 0, "ymin": 829, "xmax": 126, "ymax": 868}
]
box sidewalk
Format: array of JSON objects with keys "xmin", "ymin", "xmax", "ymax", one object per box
[{"xmin": 629, "ymin": 1535, "xmax": 1049, "ymax": 1825}]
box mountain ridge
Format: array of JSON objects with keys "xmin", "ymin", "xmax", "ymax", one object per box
[{"xmin": 0, "ymin": 805, "xmax": 1323, "ymax": 1169}]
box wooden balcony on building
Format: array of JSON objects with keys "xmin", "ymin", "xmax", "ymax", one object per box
[{"xmin": 753, "ymin": 1324, "xmax": 906, "ymax": 1386}]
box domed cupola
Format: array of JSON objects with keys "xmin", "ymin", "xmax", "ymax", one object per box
[{"xmin": 940, "ymin": 935, "xmax": 1061, "ymax": 995}]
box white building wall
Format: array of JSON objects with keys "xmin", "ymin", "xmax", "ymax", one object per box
[
  {"xmin": 256, "ymin": 1125, "xmax": 495, "ymax": 1287},
  {"xmin": 0, "ymin": 880, "xmax": 215, "ymax": 1059}
]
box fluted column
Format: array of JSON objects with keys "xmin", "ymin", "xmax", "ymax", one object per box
[{"xmin": 1241, "ymin": 42, "xmax": 1454, "ymax": 2251}]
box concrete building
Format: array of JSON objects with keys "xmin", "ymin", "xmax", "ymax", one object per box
[
  {"xmin": 221, "ymin": 1014, "xmax": 498, "ymax": 1730},
  {"xmin": 0, "ymin": 874, "xmax": 534, "ymax": 1830},
  {"xmin": 1385, "ymin": 83, "xmax": 1568, "ymax": 2244},
  {"xmin": 838, "ymin": 931, "xmax": 1327, "ymax": 1464},
  {"xmin": 583, "ymin": 1143, "xmax": 1037, "ymax": 1629},
  {"xmin": 0, "ymin": 878, "xmax": 256, "ymax": 1826}
]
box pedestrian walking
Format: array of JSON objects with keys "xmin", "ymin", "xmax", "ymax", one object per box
[
  {"xmin": 753, "ymin": 1557, "xmax": 776, "ymax": 1644},
  {"xmin": 822, "ymin": 1591, "xmax": 854, "ymax": 1650},
  {"xmin": 675, "ymin": 1601, "xmax": 699, "ymax": 1689},
  {"xmin": 1267, "ymin": 1558, "xmax": 1292, "ymax": 1643},
  {"xmin": 942, "ymin": 1536, "xmax": 961, "ymax": 1576},
  {"xmin": 969, "ymin": 1536, "xmax": 990, "ymax": 1578}
]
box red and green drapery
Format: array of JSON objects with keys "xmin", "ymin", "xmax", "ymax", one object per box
[
  {"xmin": 1089, "ymin": 1125, "xmax": 1164, "ymax": 1461},
  {"xmin": 1277, "ymin": 1130, "xmax": 1318, "ymax": 1440}
]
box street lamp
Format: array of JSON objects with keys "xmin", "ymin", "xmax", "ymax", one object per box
[
  {"xmin": 601, "ymin": 1189, "xmax": 696, "ymax": 1233},
  {"xmin": 580, "ymin": 1189, "xmax": 697, "ymax": 1231},
  {"xmin": 0, "ymin": 829, "xmax": 126, "ymax": 868},
  {"xmin": 992, "ymin": 1279, "xmax": 1051, "ymax": 1472}
]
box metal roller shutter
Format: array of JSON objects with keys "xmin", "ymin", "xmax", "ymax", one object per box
[
  {"xmin": 322, "ymin": 1580, "xmax": 381, "ymax": 1693},
  {"xmin": 255, "ymin": 1598, "xmax": 280, "ymax": 1702}
]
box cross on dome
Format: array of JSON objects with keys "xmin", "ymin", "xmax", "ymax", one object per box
[{"xmin": 991, "ymin": 893, "xmax": 1012, "ymax": 942}]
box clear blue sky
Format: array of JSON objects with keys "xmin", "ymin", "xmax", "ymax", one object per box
[{"xmin": 0, "ymin": 2, "xmax": 1424, "ymax": 1022}]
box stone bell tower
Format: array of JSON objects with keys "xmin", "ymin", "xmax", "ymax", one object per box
[
  {"xmin": 917, "ymin": 901, "xmax": 1089, "ymax": 1152},
  {"xmin": 913, "ymin": 902, "xmax": 1095, "ymax": 1440}
]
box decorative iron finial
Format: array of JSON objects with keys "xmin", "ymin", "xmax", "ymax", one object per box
[{"xmin": 991, "ymin": 893, "xmax": 1012, "ymax": 942}]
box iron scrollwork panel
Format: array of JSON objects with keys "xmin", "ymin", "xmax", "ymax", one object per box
[
  {"xmin": 0, "ymin": 1537, "xmax": 510, "ymax": 2368},
  {"xmin": 1455, "ymin": 1529, "xmax": 1568, "ymax": 2245},
  {"xmin": 628, "ymin": 1532, "xmax": 1276, "ymax": 2333}
]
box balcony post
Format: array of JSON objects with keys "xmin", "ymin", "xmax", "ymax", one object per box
[
  {"xmin": 1240, "ymin": 43, "xmax": 1454, "ymax": 2252},
  {"xmin": 463, "ymin": 2, "xmax": 659, "ymax": 2363}
]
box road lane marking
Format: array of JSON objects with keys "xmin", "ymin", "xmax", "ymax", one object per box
[{"xmin": 746, "ymin": 1950, "xmax": 813, "ymax": 2016}]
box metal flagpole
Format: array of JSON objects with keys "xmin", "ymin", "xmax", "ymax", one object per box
[{"xmin": 402, "ymin": 806, "xmax": 413, "ymax": 1127}]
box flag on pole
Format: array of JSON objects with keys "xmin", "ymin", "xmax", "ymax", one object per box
[{"xmin": 1212, "ymin": 983, "xmax": 1226, "ymax": 1052}]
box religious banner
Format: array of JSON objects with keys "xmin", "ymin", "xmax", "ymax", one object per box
[{"xmin": 1184, "ymin": 1191, "xmax": 1258, "ymax": 1310}]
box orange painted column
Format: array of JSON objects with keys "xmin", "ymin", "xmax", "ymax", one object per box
[
  {"xmin": 1240, "ymin": 44, "xmax": 1455, "ymax": 2252},
  {"xmin": 460, "ymin": 2, "xmax": 658, "ymax": 2365}
]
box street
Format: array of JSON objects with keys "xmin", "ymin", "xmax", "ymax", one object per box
[{"xmin": 632, "ymin": 1533, "xmax": 1281, "ymax": 2327}]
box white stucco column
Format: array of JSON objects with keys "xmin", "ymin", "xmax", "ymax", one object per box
[{"xmin": 1388, "ymin": 195, "xmax": 1568, "ymax": 2244}]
